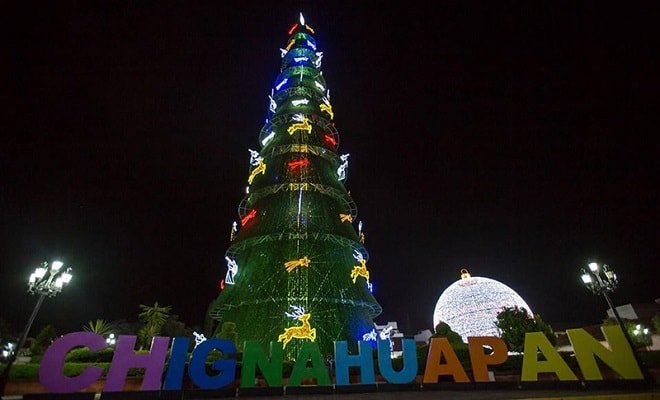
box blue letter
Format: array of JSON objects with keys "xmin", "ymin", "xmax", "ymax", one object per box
[
  {"xmin": 163, "ymin": 337, "xmax": 190, "ymax": 390},
  {"xmin": 189, "ymin": 338, "xmax": 237, "ymax": 389},
  {"xmin": 334, "ymin": 341, "xmax": 375, "ymax": 385},
  {"xmin": 378, "ymin": 339, "xmax": 417, "ymax": 384}
]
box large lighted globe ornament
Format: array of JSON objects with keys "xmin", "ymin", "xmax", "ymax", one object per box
[{"xmin": 433, "ymin": 269, "xmax": 533, "ymax": 342}]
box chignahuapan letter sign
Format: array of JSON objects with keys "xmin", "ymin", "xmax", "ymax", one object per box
[{"xmin": 38, "ymin": 325, "xmax": 643, "ymax": 393}]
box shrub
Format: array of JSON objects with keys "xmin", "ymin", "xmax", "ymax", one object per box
[{"xmin": 65, "ymin": 347, "xmax": 115, "ymax": 362}]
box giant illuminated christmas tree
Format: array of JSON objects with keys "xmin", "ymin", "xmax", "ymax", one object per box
[{"xmin": 209, "ymin": 14, "xmax": 381, "ymax": 358}]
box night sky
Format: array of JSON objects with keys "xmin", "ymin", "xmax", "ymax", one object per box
[{"xmin": 2, "ymin": 1, "xmax": 658, "ymax": 337}]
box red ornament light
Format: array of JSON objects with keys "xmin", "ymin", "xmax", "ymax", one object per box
[
  {"xmin": 323, "ymin": 134, "xmax": 337, "ymax": 147},
  {"xmin": 241, "ymin": 209, "xmax": 257, "ymax": 226},
  {"xmin": 288, "ymin": 23, "xmax": 299, "ymax": 35},
  {"xmin": 288, "ymin": 158, "xmax": 310, "ymax": 171},
  {"xmin": 219, "ymin": 279, "xmax": 226, "ymax": 291}
]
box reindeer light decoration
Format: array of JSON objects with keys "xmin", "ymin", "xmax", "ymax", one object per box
[
  {"xmin": 278, "ymin": 305, "xmax": 316, "ymax": 348},
  {"xmin": 379, "ymin": 325, "xmax": 395, "ymax": 352},
  {"xmin": 248, "ymin": 158, "xmax": 267, "ymax": 184},
  {"xmin": 284, "ymin": 256, "xmax": 311, "ymax": 273},
  {"xmin": 337, "ymin": 153, "xmax": 350, "ymax": 181},
  {"xmin": 350, "ymin": 250, "xmax": 370, "ymax": 284},
  {"xmin": 339, "ymin": 213, "xmax": 353, "ymax": 223},
  {"xmin": 287, "ymin": 114, "xmax": 312, "ymax": 135},
  {"xmin": 224, "ymin": 256, "xmax": 238, "ymax": 285},
  {"xmin": 362, "ymin": 328, "xmax": 377, "ymax": 342},
  {"xmin": 319, "ymin": 98, "xmax": 334, "ymax": 119}
]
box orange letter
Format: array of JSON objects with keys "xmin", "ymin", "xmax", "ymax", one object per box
[
  {"xmin": 422, "ymin": 338, "xmax": 470, "ymax": 383},
  {"xmin": 468, "ymin": 337, "xmax": 508, "ymax": 382}
]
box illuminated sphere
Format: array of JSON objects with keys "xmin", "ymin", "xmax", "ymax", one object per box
[{"xmin": 433, "ymin": 269, "xmax": 533, "ymax": 342}]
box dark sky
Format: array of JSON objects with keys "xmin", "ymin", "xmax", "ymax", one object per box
[{"xmin": 2, "ymin": 1, "xmax": 658, "ymax": 336}]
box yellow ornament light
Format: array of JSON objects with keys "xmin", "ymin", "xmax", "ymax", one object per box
[
  {"xmin": 287, "ymin": 117, "xmax": 312, "ymax": 135},
  {"xmin": 339, "ymin": 213, "xmax": 353, "ymax": 223},
  {"xmin": 319, "ymin": 103, "xmax": 334, "ymax": 119},
  {"xmin": 278, "ymin": 305, "xmax": 316, "ymax": 349},
  {"xmin": 248, "ymin": 159, "xmax": 267, "ymax": 184},
  {"xmin": 284, "ymin": 256, "xmax": 311, "ymax": 273}
]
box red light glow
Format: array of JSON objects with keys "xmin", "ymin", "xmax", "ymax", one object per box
[
  {"xmin": 288, "ymin": 23, "xmax": 299, "ymax": 35},
  {"xmin": 241, "ymin": 209, "xmax": 257, "ymax": 226},
  {"xmin": 324, "ymin": 134, "xmax": 337, "ymax": 147},
  {"xmin": 288, "ymin": 158, "xmax": 310, "ymax": 171}
]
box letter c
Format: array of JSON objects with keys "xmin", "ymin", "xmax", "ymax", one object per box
[{"xmin": 39, "ymin": 331, "xmax": 106, "ymax": 393}]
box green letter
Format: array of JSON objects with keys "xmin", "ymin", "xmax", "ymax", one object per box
[
  {"xmin": 521, "ymin": 332, "xmax": 577, "ymax": 381},
  {"xmin": 288, "ymin": 342, "xmax": 331, "ymax": 386},
  {"xmin": 567, "ymin": 325, "xmax": 643, "ymax": 380},
  {"xmin": 241, "ymin": 341, "xmax": 283, "ymax": 388}
]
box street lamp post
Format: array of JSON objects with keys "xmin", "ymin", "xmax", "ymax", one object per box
[
  {"xmin": 579, "ymin": 261, "xmax": 650, "ymax": 382},
  {"xmin": 0, "ymin": 261, "xmax": 73, "ymax": 395}
]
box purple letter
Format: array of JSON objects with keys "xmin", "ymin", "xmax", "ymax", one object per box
[
  {"xmin": 39, "ymin": 331, "xmax": 105, "ymax": 393},
  {"xmin": 104, "ymin": 335, "xmax": 170, "ymax": 391}
]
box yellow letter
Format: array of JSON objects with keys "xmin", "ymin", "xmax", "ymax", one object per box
[
  {"xmin": 422, "ymin": 338, "xmax": 470, "ymax": 383},
  {"xmin": 468, "ymin": 337, "xmax": 508, "ymax": 382},
  {"xmin": 521, "ymin": 332, "xmax": 577, "ymax": 381},
  {"xmin": 567, "ymin": 325, "xmax": 643, "ymax": 380}
]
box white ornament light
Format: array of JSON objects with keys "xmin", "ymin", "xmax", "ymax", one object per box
[
  {"xmin": 291, "ymin": 98, "xmax": 309, "ymax": 106},
  {"xmin": 193, "ymin": 331, "xmax": 207, "ymax": 348},
  {"xmin": 248, "ymin": 149, "xmax": 262, "ymax": 166},
  {"xmin": 261, "ymin": 131, "xmax": 276, "ymax": 146},
  {"xmin": 306, "ymin": 40, "xmax": 316, "ymax": 51},
  {"xmin": 292, "ymin": 113, "xmax": 306, "ymax": 122},
  {"xmin": 275, "ymin": 78, "xmax": 288, "ymax": 91},
  {"xmin": 230, "ymin": 221, "xmax": 238, "ymax": 241},
  {"xmin": 314, "ymin": 80, "xmax": 325, "ymax": 91},
  {"xmin": 432, "ymin": 270, "xmax": 533, "ymax": 342},
  {"xmin": 293, "ymin": 56, "xmax": 308, "ymax": 62},
  {"xmin": 299, "ymin": 12, "xmax": 305, "ymax": 26},
  {"xmin": 268, "ymin": 95, "xmax": 277, "ymax": 113},
  {"xmin": 224, "ymin": 256, "xmax": 238, "ymax": 285},
  {"xmin": 280, "ymin": 48, "xmax": 288, "ymax": 58},
  {"xmin": 337, "ymin": 153, "xmax": 350, "ymax": 181},
  {"xmin": 352, "ymin": 249, "xmax": 363, "ymax": 263},
  {"xmin": 358, "ymin": 221, "xmax": 363, "ymax": 235},
  {"xmin": 314, "ymin": 52, "xmax": 323, "ymax": 68}
]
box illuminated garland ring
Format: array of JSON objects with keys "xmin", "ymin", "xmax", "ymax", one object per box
[
  {"xmin": 238, "ymin": 182, "xmax": 356, "ymax": 219},
  {"xmin": 260, "ymin": 113, "xmax": 338, "ymax": 147},
  {"xmin": 209, "ymin": 293, "xmax": 382, "ymax": 321},
  {"xmin": 225, "ymin": 231, "xmax": 368, "ymax": 262}
]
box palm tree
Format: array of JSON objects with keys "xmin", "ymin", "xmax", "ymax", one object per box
[
  {"xmin": 82, "ymin": 319, "xmax": 114, "ymax": 337},
  {"xmin": 137, "ymin": 302, "xmax": 172, "ymax": 348}
]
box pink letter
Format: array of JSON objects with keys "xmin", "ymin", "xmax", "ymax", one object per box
[
  {"xmin": 39, "ymin": 331, "xmax": 105, "ymax": 393},
  {"xmin": 104, "ymin": 335, "xmax": 170, "ymax": 391}
]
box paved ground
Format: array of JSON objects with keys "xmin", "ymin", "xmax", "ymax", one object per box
[
  {"xmin": 3, "ymin": 388, "xmax": 658, "ymax": 400},
  {"xmin": 240, "ymin": 390, "xmax": 658, "ymax": 400}
]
